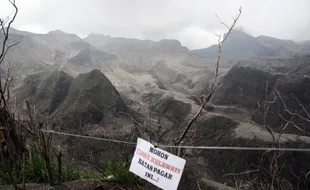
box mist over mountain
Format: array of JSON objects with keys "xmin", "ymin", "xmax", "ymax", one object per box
[
  {"xmin": 4, "ymin": 27, "xmax": 310, "ymax": 189},
  {"xmin": 192, "ymin": 29, "xmax": 310, "ymax": 61},
  {"xmin": 84, "ymin": 33, "xmax": 190, "ymax": 56}
]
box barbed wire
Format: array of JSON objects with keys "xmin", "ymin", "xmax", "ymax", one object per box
[{"xmin": 41, "ymin": 129, "xmax": 310, "ymax": 152}]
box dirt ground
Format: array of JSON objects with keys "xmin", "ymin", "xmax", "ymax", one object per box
[{"xmin": 0, "ymin": 180, "xmax": 146, "ymax": 190}]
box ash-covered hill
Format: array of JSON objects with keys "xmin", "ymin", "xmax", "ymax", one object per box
[{"xmin": 2, "ymin": 29, "xmax": 118, "ymax": 84}]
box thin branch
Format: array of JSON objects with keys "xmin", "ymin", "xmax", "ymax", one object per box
[
  {"xmin": 221, "ymin": 7, "xmax": 242, "ymax": 43},
  {"xmin": 213, "ymin": 32, "xmax": 221, "ymax": 38},
  {"xmin": 274, "ymin": 88, "xmax": 310, "ymax": 123},
  {"xmin": 264, "ymin": 124, "xmax": 275, "ymax": 142},
  {"xmin": 196, "ymin": 180, "xmax": 202, "ymax": 190},
  {"xmin": 276, "ymin": 116, "xmax": 293, "ymax": 144},
  {"xmin": 305, "ymin": 170, "xmax": 310, "ymax": 188},
  {"xmin": 118, "ymin": 111, "xmax": 143, "ymax": 133},
  {"xmin": 215, "ymin": 13, "xmax": 230, "ymax": 30},
  {"xmin": 0, "ymin": 41, "xmax": 20, "ymax": 64},
  {"xmin": 20, "ymin": 124, "xmax": 35, "ymax": 136},
  {"xmin": 278, "ymin": 113, "xmax": 309, "ymax": 135}
]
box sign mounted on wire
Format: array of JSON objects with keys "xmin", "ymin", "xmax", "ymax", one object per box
[{"xmin": 129, "ymin": 138, "xmax": 186, "ymax": 190}]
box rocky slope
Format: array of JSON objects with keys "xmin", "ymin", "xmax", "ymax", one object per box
[
  {"xmin": 84, "ymin": 33, "xmax": 212, "ymax": 95},
  {"xmin": 212, "ymin": 55, "xmax": 310, "ymax": 134},
  {"xmin": 16, "ymin": 69, "xmax": 128, "ymax": 129},
  {"xmin": 56, "ymin": 69, "xmax": 127, "ymax": 127}
]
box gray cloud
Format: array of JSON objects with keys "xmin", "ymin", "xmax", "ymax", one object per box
[{"xmin": 1, "ymin": 0, "xmax": 309, "ymax": 49}]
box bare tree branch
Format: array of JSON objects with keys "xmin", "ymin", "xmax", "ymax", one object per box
[{"xmin": 175, "ymin": 7, "xmax": 242, "ymax": 150}]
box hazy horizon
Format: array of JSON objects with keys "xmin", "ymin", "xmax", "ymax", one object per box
[{"xmin": 2, "ymin": 0, "xmax": 309, "ymax": 49}]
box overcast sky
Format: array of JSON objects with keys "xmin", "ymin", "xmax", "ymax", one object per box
[{"xmin": 1, "ymin": 0, "xmax": 309, "ymax": 49}]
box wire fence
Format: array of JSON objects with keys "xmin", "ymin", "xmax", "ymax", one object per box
[{"xmin": 41, "ymin": 129, "xmax": 310, "ymax": 152}]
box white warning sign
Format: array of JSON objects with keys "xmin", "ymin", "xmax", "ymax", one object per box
[{"xmin": 129, "ymin": 138, "xmax": 186, "ymax": 190}]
